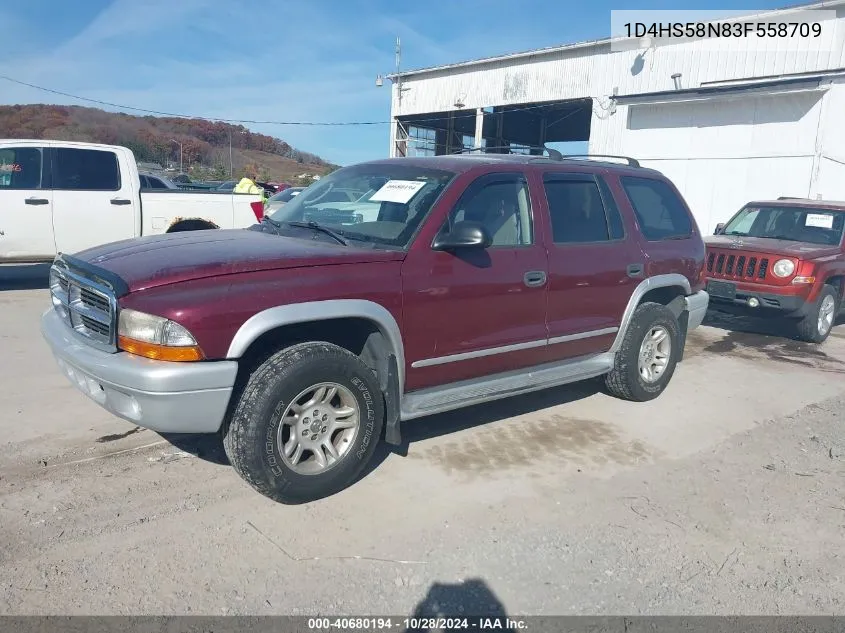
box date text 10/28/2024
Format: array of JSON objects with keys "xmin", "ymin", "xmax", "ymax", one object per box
[{"xmin": 308, "ymin": 617, "xmax": 529, "ymax": 631}]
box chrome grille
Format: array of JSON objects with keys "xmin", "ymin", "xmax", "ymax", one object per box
[{"xmin": 49, "ymin": 263, "xmax": 117, "ymax": 352}]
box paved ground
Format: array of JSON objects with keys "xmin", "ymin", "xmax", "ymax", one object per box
[{"xmin": 2, "ymin": 263, "xmax": 845, "ymax": 616}]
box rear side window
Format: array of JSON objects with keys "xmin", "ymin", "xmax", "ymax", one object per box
[
  {"xmin": 53, "ymin": 148, "xmax": 120, "ymax": 191},
  {"xmin": 621, "ymin": 176, "xmax": 692, "ymax": 240},
  {"xmin": 0, "ymin": 147, "xmax": 43, "ymax": 190},
  {"xmin": 544, "ymin": 178, "xmax": 610, "ymax": 243}
]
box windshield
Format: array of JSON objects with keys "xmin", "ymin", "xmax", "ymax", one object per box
[
  {"xmin": 267, "ymin": 163, "xmax": 456, "ymax": 249},
  {"xmin": 268, "ymin": 188, "xmax": 303, "ymax": 203},
  {"xmin": 722, "ymin": 205, "xmax": 845, "ymax": 246}
]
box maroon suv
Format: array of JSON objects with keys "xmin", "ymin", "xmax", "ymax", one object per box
[{"xmin": 41, "ymin": 154, "xmax": 709, "ymax": 503}]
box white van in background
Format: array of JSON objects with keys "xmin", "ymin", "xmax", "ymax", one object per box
[{"xmin": 0, "ymin": 140, "xmax": 264, "ymax": 263}]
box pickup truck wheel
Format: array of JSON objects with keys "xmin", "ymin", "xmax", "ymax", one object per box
[
  {"xmin": 795, "ymin": 285, "xmax": 839, "ymax": 343},
  {"xmin": 605, "ymin": 302, "xmax": 680, "ymax": 402},
  {"xmin": 222, "ymin": 342, "xmax": 385, "ymax": 504}
]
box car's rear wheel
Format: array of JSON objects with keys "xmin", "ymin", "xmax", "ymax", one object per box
[
  {"xmin": 222, "ymin": 342, "xmax": 384, "ymax": 503},
  {"xmin": 795, "ymin": 285, "xmax": 839, "ymax": 344},
  {"xmin": 605, "ymin": 302, "xmax": 681, "ymax": 402}
]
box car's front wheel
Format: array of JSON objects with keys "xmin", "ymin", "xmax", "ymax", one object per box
[
  {"xmin": 222, "ymin": 342, "xmax": 385, "ymax": 504},
  {"xmin": 795, "ymin": 285, "xmax": 839, "ymax": 344}
]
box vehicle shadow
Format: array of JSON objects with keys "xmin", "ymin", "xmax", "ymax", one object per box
[
  {"xmin": 703, "ymin": 307, "xmax": 845, "ymax": 340},
  {"xmin": 0, "ymin": 263, "xmax": 51, "ymax": 291},
  {"xmin": 361, "ymin": 377, "xmax": 603, "ymax": 479},
  {"xmin": 402, "ymin": 578, "xmax": 516, "ymax": 631}
]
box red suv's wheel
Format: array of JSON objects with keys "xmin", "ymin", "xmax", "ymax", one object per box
[
  {"xmin": 795, "ymin": 285, "xmax": 839, "ymax": 344},
  {"xmin": 222, "ymin": 342, "xmax": 385, "ymax": 504},
  {"xmin": 605, "ymin": 302, "xmax": 681, "ymax": 402}
]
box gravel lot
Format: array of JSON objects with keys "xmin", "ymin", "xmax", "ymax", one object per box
[{"xmin": 2, "ymin": 263, "xmax": 845, "ymax": 616}]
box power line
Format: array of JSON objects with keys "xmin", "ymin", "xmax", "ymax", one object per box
[{"xmin": 0, "ymin": 73, "xmax": 594, "ymax": 129}]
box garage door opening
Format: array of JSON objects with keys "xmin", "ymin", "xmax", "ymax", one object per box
[{"xmin": 394, "ymin": 97, "xmax": 592, "ymax": 157}]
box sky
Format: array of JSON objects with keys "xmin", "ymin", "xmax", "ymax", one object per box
[{"xmin": 0, "ymin": 0, "xmax": 794, "ymax": 166}]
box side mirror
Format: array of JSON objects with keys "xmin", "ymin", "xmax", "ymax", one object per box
[
  {"xmin": 432, "ymin": 221, "xmax": 492, "ymax": 251},
  {"xmin": 714, "ymin": 223, "xmax": 726, "ymax": 235}
]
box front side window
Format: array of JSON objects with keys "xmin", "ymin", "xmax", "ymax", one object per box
[
  {"xmin": 267, "ymin": 164, "xmax": 456, "ymax": 249},
  {"xmin": 723, "ymin": 205, "xmax": 845, "ymax": 246},
  {"xmin": 621, "ymin": 176, "xmax": 692, "ymax": 241},
  {"xmin": 0, "ymin": 147, "xmax": 43, "ymax": 190},
  {"xmin": 441, "ymin": 175, "xmax": 533, "ymax": 247},
  {"xmin": 53, "ymin": 148, "xmax": 120, "ymax": 191}
]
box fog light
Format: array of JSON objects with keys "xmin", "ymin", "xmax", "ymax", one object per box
[{"xmin": 747, "ymin": 297, "xmax": 760, "ymax": 308}]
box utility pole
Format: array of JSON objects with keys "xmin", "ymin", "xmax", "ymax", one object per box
[
  {"xmin": 170, "ymin": 139, "xmax": 183, "ymax": 174},
  {"xmin": 228, "ymin": 128, "xmax": 233, "ymax": 178}
]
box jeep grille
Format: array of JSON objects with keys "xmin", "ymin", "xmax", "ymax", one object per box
[
  {"xmin": 707, "ymin": 249, "xmax": 771, "ymax": 282},
  {"xmin": 49, "ymin": 262, "xmax": 118, "ymax": 352}
]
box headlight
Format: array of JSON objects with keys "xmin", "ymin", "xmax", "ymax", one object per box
[
  {"xmin": 772, "ymin": 259, "xmax": 796, "ymax": 278},
  {"xmin": 117, "ymin": 308, "xmax": 204, "ymax": 361}
]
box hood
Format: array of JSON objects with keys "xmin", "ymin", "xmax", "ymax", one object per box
[
  {"xmin": 705, "ymin": 235, "xmax": 841, "ymax": 259},
  {"xmin": 73, "ymin": 228, "xmax": 404, "ymax": 293}
]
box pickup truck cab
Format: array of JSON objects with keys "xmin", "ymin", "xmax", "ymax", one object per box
[
  {"xmin": 41, "ymin": 153, "xmax": 709, "ymax": 503},
  {"xmin": 705, "ymin": 198, "xmax": 845, "ymax": 343},
  {"xmin": 0, "ymin": 140, "xmax": 263, "ymax": 263}
]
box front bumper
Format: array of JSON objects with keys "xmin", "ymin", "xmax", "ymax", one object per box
[
  {"xmin": 705, "ymin": 279, "xmax": 810, "ymax": 317},
  {"xmin": 41, "ymin": 309, "xmax": 238, "ymax": 434},
  {"xmin": 685, "ymin": 290, "xmax": 709, "ymax": 331}
]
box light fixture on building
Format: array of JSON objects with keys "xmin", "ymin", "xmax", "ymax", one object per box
[
  {"xmin": 375, "ymin": 74, "xmax": 384, "ymax": 87},
  {"xmin": 672, "ymin": 73, "xmax": 683, "ymax": 90}
]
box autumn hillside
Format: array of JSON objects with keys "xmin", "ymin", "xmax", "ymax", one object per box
[{"xmin": 0, "ymin": 105, "xmax": 338, "ymax": 183}]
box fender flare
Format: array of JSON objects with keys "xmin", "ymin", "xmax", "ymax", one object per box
[
  {"xmin": 226, "ymin": 299, "xmax": 406, "ymax": 393},
  {"xmin": 609, "ymin": 273, "xmax": 692, "ymax": 353}
]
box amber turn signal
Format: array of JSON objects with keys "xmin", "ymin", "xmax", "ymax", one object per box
[{"xmin": 118, "ymin": 336, "xmax": 205, "ymax": 362}]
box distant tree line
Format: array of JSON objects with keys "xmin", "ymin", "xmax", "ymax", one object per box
[{"xmin": 0, "ymin": 105, "xmax": 335, "ymax": 175}]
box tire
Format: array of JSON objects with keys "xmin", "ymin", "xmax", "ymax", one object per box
[
  {"xmin": 605, "ymin": 302, "xmax": 681, "ymax": 402},
  {"xmin": 795, "ymin": 285, "xmax": 839, "ymax": 344},
  {"xmin": 222, "ymin": 342, "xmax": 385, "ymax": 504}
]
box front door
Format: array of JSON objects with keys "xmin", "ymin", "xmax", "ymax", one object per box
[
  {"xmin": 401, "ymin": 172, "xmax": 549, "ymax": 391},
  {"xmin": 538, "ymin": 171, "xmax": 643, "ymax": 360},
  {"xmin": 0, "ymin": 145, "xmax": 54, "ymax": 261},
  {"xmin": 50, "ymin": 146, "xmax": 137, "ymax": 255}
]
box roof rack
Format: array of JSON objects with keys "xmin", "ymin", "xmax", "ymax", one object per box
[
  {"xmin": 777, "ymin": 196, "xmax": 809, "ymax": 201},
  {"xmin": 451, "ymin": 145, "xmax": 564, "ymax": 160},
  {"xmin": 554, "ymin": 154, "xmax": 641, "ymax": 168}
]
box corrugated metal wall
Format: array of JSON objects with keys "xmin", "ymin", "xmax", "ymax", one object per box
[{"xmin": 392, "ymin": 7, "xmax": 845, "ymax": 117}]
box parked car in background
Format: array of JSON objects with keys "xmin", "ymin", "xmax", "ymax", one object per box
[
  {"xmin": 139, "ymin": 171, "xmax": 179, "ymax": 190},
  {"xmin": 263, "ymin": 186, "xmax": 305, "ymax": 214},
  {"xmin": 0, "ymin": 140, "xmax": 263, "ymax": 263},
  {"xmin": 705, "ymin": 197, "xmax": 845, "ymax": 343},
  {"xmin": 215, "ymin": 180, "xmax": 237, "ymax": 192},
  {"xmin": 41, "ymin": 152, "xmax": 708, "ymax": 504}
]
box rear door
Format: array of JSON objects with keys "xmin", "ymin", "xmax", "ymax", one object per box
[
  {"xmin": 0, "ymin": 145, "xmax": 54, "ymax": 261},
  {"xmin": 538, "ymin": 170, "xmax": 643, "ymax": 360},
  {"xmin": 50, "ymin": 146, "xmax": 137, "ymax": 255}
]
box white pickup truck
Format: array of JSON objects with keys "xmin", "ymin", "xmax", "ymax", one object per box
[{"xmin": 0, "ymin": 140, "xmax": 264, "ymax": 263}]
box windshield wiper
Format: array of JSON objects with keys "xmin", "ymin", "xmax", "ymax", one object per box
[
  {"xmin": 769, "ymin": 234, "xmax": 801, "ymax": 242},
  {"xmin": 285, "ymin": 220, "xmax": 348, "ymax": 245}
]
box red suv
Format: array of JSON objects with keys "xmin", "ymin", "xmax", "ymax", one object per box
[
  {"xmin": 705, "ymin": 198, "xmax": 845, "ymax": 343},
  {"xmin": 41, "ymin": 153, "xmax": 708, "ymax": 503}
]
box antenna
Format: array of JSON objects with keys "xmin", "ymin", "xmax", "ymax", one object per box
[{"xmin": 395, "ymin": 36, "xmax": 401, "ymax": 75}]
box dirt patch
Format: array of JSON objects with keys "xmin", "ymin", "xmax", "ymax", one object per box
[{"xmin": 413, "ymin": 415, "xmax": 651, "ymax": 478}]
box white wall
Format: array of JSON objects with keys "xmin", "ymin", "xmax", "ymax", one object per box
[
  {"xmin": 813, "ymin": 80, "xmax": 845, "ymax": 202},
  {"xmin": 593, "ymin": 87, "xmax": 831, "ymax": 234}
]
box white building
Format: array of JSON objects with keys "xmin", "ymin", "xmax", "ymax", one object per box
[{"xmin": 385, "ymin": 0, "xmax": 845, "ymax": 234}]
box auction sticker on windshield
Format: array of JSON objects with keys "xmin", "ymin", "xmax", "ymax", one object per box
[
  {"xmin": 370, "ymin": 180, "xmax": 427, "ymax": 204},
  {"xmin": 806, "ymin": 213, "xmax": 834, "ymax": 229}
]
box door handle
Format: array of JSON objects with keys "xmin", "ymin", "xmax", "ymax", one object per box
[
  {"xmin": 25, "ymin": 197, "xmax": 49, "ymax": 206},
  {"xmin": 110, "ymin": 198, "xmax": 131, "ymax": 206},
  {"xmin": 523, "ymin": 270, "xmax": 547, "ymax": 288},
  {"xmin": 627, "ymin": 263, "xmax": 644, "ymax": 278}
]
